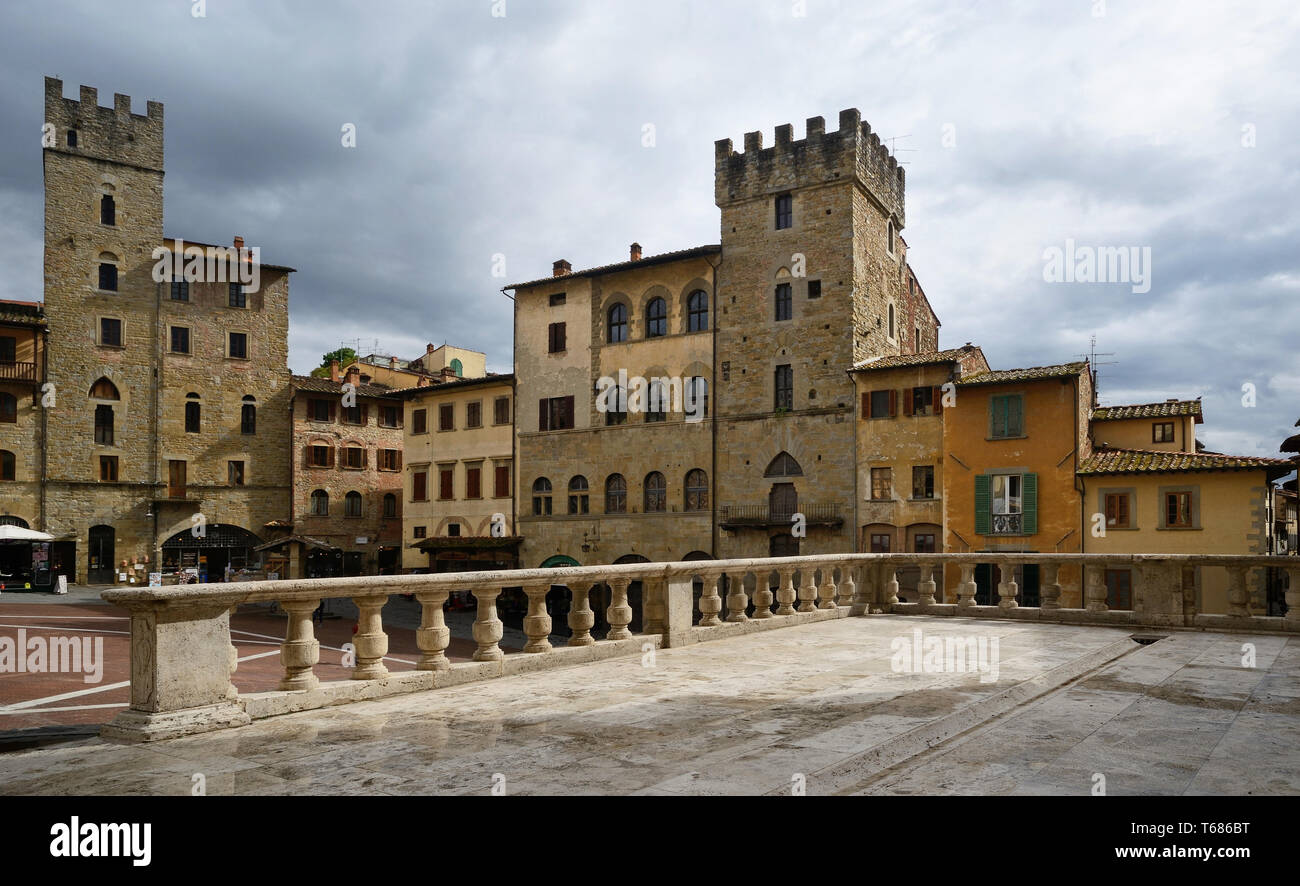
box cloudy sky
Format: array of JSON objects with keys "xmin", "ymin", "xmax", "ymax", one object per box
[{"xmin": 1, "ymin": 0, "xmax": 1296, "ymax": 458}]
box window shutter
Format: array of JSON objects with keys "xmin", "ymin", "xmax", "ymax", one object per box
[
  {"xmin": 538, "ymin": 398, "xmax": 550, "ymax": 431},
  {"xmin": 562, "ymin": 395, "xmax": 575, "ymax": 429},
  {"xmin": 361, "ymin": 404, "xmax": 369, "ymax": 424},
  {"xmin": 556, "ymin": 323, "xmax": 566, "ymax": 351},
  {"xmin": 932, "ymin": 385, "xmax": 944, "ymax": 415},
  {"xmin": 991, "ymin": 396, "xmax": 1006, "ymax": 437},
  {"xmin": 362, "ymin": 448, "xmax": 369, "ymax": 469},
  {"xmin": 903, "ymin": 387, "xmax": 914, "ymax": 416},
  {"xmin": 328, "ymin": 401, "xmax": 336, "ymax": 421},
  {"xmin": 888, "ymin": 389, "xmax": 898, "ymax": 417},
  {"xmin": 303, "ymin": 444, "xmax": 312, "ymax": 468},
  {"xmin": 396, "ymin": 450, "xmax": 403, "ymax": 470},
  {"xmin": 1021, "ymin": 473, "xmax": 1038, "ymax": 534},
  {"xmin": 974, "ymin": 474, "xmax": 991, "ymax": 535},
  {"xmin": 861, "ymin": 393, "xmax": 869, "ymax": 418},
  {"xmin": 1010, "ymin": 395, "xmax": 1024, "ymax": 436},
  {"xmin": 327, "ymin": 446, "xmax": 336, "ymax": 467}
]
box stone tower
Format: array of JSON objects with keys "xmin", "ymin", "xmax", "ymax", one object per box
[
  {"xmin": 41, "ymin": 78, "xmax": 293, "ymax": 583},
  {"xmin": 713, "ymin": 109, "xmax": 909, "ymax": 558}
]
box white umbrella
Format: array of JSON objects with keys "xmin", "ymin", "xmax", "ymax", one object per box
[{"xmin": 0, "ymin": 525, "xmax": 54, "ymax": 542}]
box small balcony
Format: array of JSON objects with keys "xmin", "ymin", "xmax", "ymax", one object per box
[
  {"xmin": 0, "ymin": 361, "xmax": 38, "ymax": 384},
  {"xmin": 719, "ymin": 503, "xmax": 843, "ymax": 529}
]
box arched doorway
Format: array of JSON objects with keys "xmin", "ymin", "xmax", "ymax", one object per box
[
  {"xmin": 88, "ymin": 525, "xmax": 115, "ymax": 584},
  {"xmin": 161, "ymin": 524, "xmax": 263, "ymax": 583}
]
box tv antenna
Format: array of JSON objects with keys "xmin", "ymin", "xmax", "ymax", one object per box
[
  {"xmin": 884, "ymin": 134, "xmax": 916, "ymax": 165},
  {"xmin": 1079, "ymin": 334, "xmax": 1117, "ymax": 399}
]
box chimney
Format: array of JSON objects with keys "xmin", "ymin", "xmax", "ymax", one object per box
[
  {"xmin": 441, "ymin": 366, "xmax": 458, "ymax": 382},
  {"xmin": 390, "ymin": 356, "xmax": 399, "ymax": 370},
  {"xmin": 329, "ymin": 359, "xmax": 341, "ymax": 382},
  {"xmin": 630, "ymin": 242, "xmax": 642, "ymax": 262},
  {"xmin": 417, "ymin": 376, "xmax": 431, "ymax": 387},
  {"xmin": 233, "ymin": 235, "xmax": 244, "ymax": 250},
  {"xmin": 553, "ymin": 259, "xmax": 571, "ymax": 277},
  {"xmin": 426, "ymin": 343, "xmax": 436, "ymax": 355},
  {"xmin": 346, "ymin": 365, "xmax": 361, "ymax": 386}
]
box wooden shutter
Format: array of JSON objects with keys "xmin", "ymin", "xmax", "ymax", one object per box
[
  {"xmin": 495, "ymin": 465, "xmax": 509, "ymax": 498},
  {"xmin": 467, "ymin": 467, "xmax": 481, "ymax": 499},
  {"xmin": 932, "ymin": 386, "xmax": 944, "ymax": 415},
  {"xmin": 539, "ymin": 398, "xmax": 550, "ymax": 431},
  {"xmin": 361, "ymin": 404, "xmax": 369, "ymax": 424},
  {"xmin": 328, "ymin": 401, "xmax": 336, "ymax": 421},
  {"xmin": 1009, "ymin": 395, "xmax": 1024, "ymax": 436},
  {"xmin": 991, "ymin": 396, "xmax": 1006, "ymax": 437},
  {"xmin": 440, "ymin": 468, "xmax": 454, "ymax": 500},
  {"xmin": 397, "ymin": 450, "xmax": 403, "ymax": 470},
  {"xmin": 327, "ymin": 446, "xmax": 336, "ymax": 467},
  {"xmin": 861, "ymin": 392, "xmax": 869, "ymax": 418},
  {"xmin": 562, "ymin": 395, "xmax": 575, "ymax": 429},
  {"xmin": 1021, "ymin": 473, "xmax": 1038, "ymax": 534},
  {"xmin": 888, "ymin": 389, "xmax": 897, "ymax": 417},
  {"xmin": 903, "ymin": 387, "xmax": 914, "ymax": 416},
  {"xmin": 362, "ymin": 448, "xmax": 369, "ymax": 469},
  {"xmin": 303, "ymin": 444, "xmax": 312, "ymax": 468},
  {"xmin": 974, "ymin": 474, "xmax": 991, "ymax": 535}
]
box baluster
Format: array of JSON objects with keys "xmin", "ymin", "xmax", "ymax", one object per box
[
  {"xmin": 797, "ymin": 568, "xmax": 818, "ymax": 612},
  {"xmin": 1085, "ymin": 564, "xmax": 1109, "ymax": 613},
  {"xmin": 279, "ymin": 598, "xmax": 321, "ymax": 690},
  {"xmin": 472, "ymin": 586, "xmax": 505, "ymax": 661},
  {"xmin": 523, "ymin": 582, "xmax": 554, "ymax": 652},
  {"xmin": 698, "ymin": 573, "xmax": 723, "ymax": 626},
  {"xmin": 606, "ymin": 578, "xmax": 633, "ymax": 640},
  {"xmin": 776, "ymin": 569, "xmax": 798, "ymax": 616},
  {"xmin": 997, "ymin": 567, "xmax": 1019, "ymax": 609},
  {"xmin": 1286, "ymin": 567, "xmax": 1300, "ymax": 630},
  {"xmin": 1225, "ymin": 566, "xmax": 1250, "ymax": 618},
  {"xmin": 839, "ymin": 566, "xmax": 857, "ymax": 608},
  {"xmin": 643, "ymin": 578, "xmax": 666, "ymax": 634},
  {"xmin": 351, "ymin": 594, "xmax": 390, "ymax": 679},
  {"xmin": 568, "ymin": 582, "xmax": 597, "ymax": 646},
  {"xmin": 725, "ymin": 571, "xmax": 750, "ymax": 622},
  {"xmin": 818, "ymin": 567, "xmax": 837, "ymax": 609},
  {"xmin": 1040, "ymin": 563, "xmax": 1061, "ymax": 610},
  {"xmin": 415, "ymin": 589, "xmax": 451, "ymax": 670},
  {"xmin": 850, "ymin": 564, "xmax": 873, "ymax": 615},
  {"xmin": 883, "ymin": 566, "xmax": 900, "ymax": 606},
  {"xmin": 957, "ymin": 563, "xmax": 978, "ymax": 608},
  {"xmin": 752, "ymin": 571, "xmax": 775, "ymax": 618},
  {"xmin": 917, "ymin": 566, "xmax": 937, "ymax": 607}
]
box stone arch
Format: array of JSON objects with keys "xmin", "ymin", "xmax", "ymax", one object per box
[
  {"xmin": 639, "ymin": 284, "xmax": 672, "ymax": 339},
  {"xmin": 601, "ymin": 292, "xmax": 632, "ymax": 343},
  {"xmin": 676, "ymin": 278, "xmax": 712, "ymax": 333}
]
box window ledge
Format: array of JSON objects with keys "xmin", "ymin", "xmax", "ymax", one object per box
[{"xmin": 987, "ymin": 435, "xmax": 1028, "ymax": 441}]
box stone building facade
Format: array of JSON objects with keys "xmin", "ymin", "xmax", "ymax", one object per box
[
  {"xmin": 40, "ymin": 78, "xmax": 293, "ymax": 584},
  {"xmin": 0, "ymin": 301, "xmax": 49, "ymax": 583},
  {"xmin": 284, "ymin": 370, "xmax": 405, "ymax": 577}
]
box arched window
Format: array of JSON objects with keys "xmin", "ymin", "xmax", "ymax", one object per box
[
  {"xmin": 310, "ymin": 489, "xmax": 329, "ymax": 515},
  {"xmin": 604, "ymin": 384, "xmax": 627, "ymax": 426},
  {"xmin": 0, "ymin": 450, "xmax": 14, "ymax": 481},
  {"xmin": 888, "ymin": 303, "xmax": 896, "ymax": 339},
  {"xmin": 98, "ymin": 252, "xmax": 119, "ymax": 291},
  {"xmin": 89, "ymin": 377, "xmax": 119, "ymax": 399},
  {"xmin": 887, "ymin": 220, "xmax": 896, "ymax": 255},
  {"xmin": 0, "ymin": 392, "xmax": 15, "ymax": 424},
  {"xmin": 100, "ymin": 194, "xmax": 115, "ymax": 226},
  {"xmin": 646, "ymin": 379, "xmax": 667, "ymax": 423},
  {"xmin": 687, "ymin": 290, "xmax": 709, "ymax": 332},
  {"xmin": 450, "ymin": 358, "xmax": 463, "ymax": 377},
  {"xmin": 532, "ymin": 477, "xmax": 553, "ymax": 516},
  {"xmin": 185, "ymin": 393, "xmax": 201, "ymax": 433},
  {"xmin": 685, "ymin": 469, "xmax": 708, "ymax": 511},
  {"xmin": 94, "ymin": 404, "xmax": 114, "ymax": 445},
  {"xmin": 568, "ymin": 475, "xmax": 589, "ymax": 515},
  {"xmin": 644, "ymin": 471, "xmax": 666, "ymax": 513},
  {"xmin": 605, "ymin": 474, "xmax": 627, "ymax": 513},
  {"xmin": 382, "ymin": 493, "xmax": 397, "ymax": 518},
  {"xmin": 344, "ymin": 491, "xmax": 363, "ymax": 517},
  {"xmin": 686, "ymin": 377, "xmax": 709, "ymax": 421},
  {"xmin": 645, "ymin": 297, "xmax": 667, "ymax": 338},
  {"xmin": 607, "ymin": 303, "xmax": 628, "ymax": 343},
  {"xmin": 764, "ymin": 452, "xmax": 803, "ymax": 478},
  {"xmin": 241, "ymin": 395, "xmax": 256, "ymax": 435}
]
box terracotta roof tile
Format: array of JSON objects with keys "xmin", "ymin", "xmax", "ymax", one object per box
[
  {"xmin": 1093, "ymin": 400, "xmax": 1203, "ymax": 422},
  {"xmin": 852, "ymin": 346, "xmax": 980, "ymax": 371},
  {"xmin": 505, "ymin": 245, "xmax": 721, "ymax": 290},
  {"xmin": 1078, "ymin": 447, "xmax": 1292, "ymax": 475},
  {"xmin": 957, "ymin": 362, "xmax": 1088, "ymax": 387}
]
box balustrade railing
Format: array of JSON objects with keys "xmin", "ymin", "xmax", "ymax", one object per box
[{"xmin": 100, "ymin": 552, "xmax": 1300, "ymax": 743}]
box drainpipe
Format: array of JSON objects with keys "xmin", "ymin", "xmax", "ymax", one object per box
[
  {"xmin": 709, "ymin": 253, "xmax": 720, "ymax": 561},
  {"xmin": 504, "ymin": 284, "xmax": 518, "ymax": 571},
  {"xmin": 39, "ymin": 321, "xmax": 48, "ymax": 532}
]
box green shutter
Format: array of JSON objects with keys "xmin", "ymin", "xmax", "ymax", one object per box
[
  {"xmin": 974, "ymin": 474, "xmax": 991, "ymax": 535},
  {"xmin": 990, "ymin": 396, "xmax": 1006, "ymax": 437},
  {"xmin": 1021, "ymin": 472, "xmax": 1038, "ymax": 535},
  {"xmin": 1008, "ymin": 395, "xmax": 1024, "ymax": 436}
]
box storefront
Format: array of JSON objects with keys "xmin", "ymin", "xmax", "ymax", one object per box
[
  {"xmin": 0, "ymin": 524, "xmax": 57, "ymax": 591},
  {"xmin": 161, "ymin": 524, "xmax": 263, "ymax": 583}
]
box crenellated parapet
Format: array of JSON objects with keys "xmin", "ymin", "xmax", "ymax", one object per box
[
  {"xmin": 43, "ymin": 76, "xmax": 164, "ymax": 172},
  {"xmin": 714, "ymin": 108, "xmax": 905, "ymax": 226}
]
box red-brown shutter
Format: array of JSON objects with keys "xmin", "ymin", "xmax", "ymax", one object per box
[
  {"xmin": 328, "ymin": 401, "xmax": 336, "ymax": 421},
  {"xmin": 903, "ymin": 387, "xmax": 914, "ymax": 416},
  {"xmin": 861, "ymin": 392, "xmax": 869, "ymax": 418},
  {"xmin": 933, "ymin": 386, "xmax": 944, "ymax": 415},
  {"xmin": 495, "ymin": 465, "xmax": 509, "ymax": 498},
  {"xmin": 303, "ymin": 444, "xmax": 312, "ymax": 468},
  {"xmin": 562, "ymin": 395, "xmax": 575, "ymax": 429},
  {"xmin": 440, "ymin": 468, "xmax": 454, "ymax": 500},
  {"xmin": 327, "ymin": 446, "xmax": 336, "ymax": 467},
  {"xmin": 888, "ymin": 389, "xmax": 898, "ymax": 417},
  {"xmin": 361, "ymin": 404, "xmax": 369, "ymax": 424},
  {"xmin": 396, "ymin": 450, "xmax": 403, "ymax": 470},
  {"xmin": 539, "ymin": 398, "xmax": 550, "ymax": 431},
  {"xmin": 362, "ymin": 448, "xmax": 369, "ymax": 469}
]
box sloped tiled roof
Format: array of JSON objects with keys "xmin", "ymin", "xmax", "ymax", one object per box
[
  {"xmin": 1093, "ymin": 400, "xmax": 1203, "ymax": 422},
  {"xmin": 0, "ymin": 300, "xmax": 46, "ymax": 328},
  {"xmin": 389, "ymin": 372, "xmax": 514, "ymax": 397},
  {"xmin": 505, "ymin": 245, "xmax": 721, "ymax": 290},
  {"xmin": 852, "ymin": 346, "xmax": 979, "ymax": 371},
  {"xmin": 1078, "ymin": 447, "xmax": 1293, "ymax": 475},
  {"xmin": 957, "ymin": 362, "xmax": 1088, "ymax": 387},
  {"xmin": 291, "ymin": 374, "xmax": 404, "ymax": 399}
]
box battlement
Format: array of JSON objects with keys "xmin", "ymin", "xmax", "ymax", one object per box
[
  {"xmin": 714, "ymin": 108, "xmax": 904, "ymax": 226},
  {"xmin": 43, "ymin": 76, "xmax": 164, "ymax": 172}
]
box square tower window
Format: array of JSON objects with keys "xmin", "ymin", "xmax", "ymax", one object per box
[{"xmin": 775, "ymin": 194, "xmax": 793, "ymax": 230}]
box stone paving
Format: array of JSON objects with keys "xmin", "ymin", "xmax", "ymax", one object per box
[{"xmin": 0, "ymin": 615, "xmax": 1295, "ymax": 795}]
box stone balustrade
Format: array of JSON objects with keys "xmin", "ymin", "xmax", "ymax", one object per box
[{"xmin": 99, "ymin": 553, "xmax": 1299, "ymax": 743}]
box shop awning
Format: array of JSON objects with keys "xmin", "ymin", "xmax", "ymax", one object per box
[{"xmin": 253, "ymin": 534, "xmax": 340, "ymax": 553}]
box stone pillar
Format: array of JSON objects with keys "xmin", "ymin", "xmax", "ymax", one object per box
[
  {"xmin": 883, "ymin": 567, "xmax": 900, "ymax": 606},
  {"xmin": 522, "ymin": 582, "xmax": 554, "ymax": 653},
  {"xmin": 1285, "ymin": 567, "xmax": 1300, "ymax": 630},
  {"xmin": 752, "ymin": 572, "xmax": 775, "ymax": 618},
  {"xmin": 698, "ymin": 573, "xmax": 723, "ymax": 626},
  {"xmin": 351, "ymin": 594, "xmax": 390, "ymax": 679},
  {"xmin": 776, "ymin": 569, "xmax": 798, "ymax": 616},
  {"xmin": 1041, "ymin": 564, "xmax": 1061, "ymax": 610},
  {"xmin": 850, "ymin": 565, "xmax": 873, "ymax": 616},
  {"xmin": 797, "ymin": 568, "xmax": 818, "ymax": 613},
  {"xmin": 838, "ymin": 567, "xmax": 856, "ymax": 608},
  {"xmin": 415, "ymin": 589, "xmax": 451, "ymax": 670},
  {"xmin": 664, "ymin": 575, "xmax": 695, "ymax": 647},
  {"xmin": 1085, "ymin": 564, "xmax": 1109, "ymax": 613},
  {"xmin": 567, "ymin": 583, "xmax": 597, "ymax": 646},
  {"xmin": 818, "ymin": 568, "xmax": 837, "ymax": 610},
  {"xmin": 227, "ymin": 604, "xmax": 241, "ymax": 700},
  {"xmin": 725, "ymin": 571, "xmax": 749, "ymax": 622},
  {"xmin": 278, "ymin": 598, "xmax": 321, "ymax": 690},
  {"xmin": 957, "ymin": 563, "xmax": 978, "ymax": 609},
  {"xmin": 917, "ymin": 566, "xmax": 937, "ymax": 607},
  {"xmin": 606, "ymin": 578, "xmax": 633, "ymax": 640},
  {"xmin": 997, "ymin": 570, "xmax": 1019, "ymax": 609},
  {"xmin": 1225, "ymin": 566, "xmax": 1250, "ymax": 618},
  {"xmin": 642, "ymin": 578, "xmax": 666, "ymax": 634},
  {"xmin": 472, "ymin": 586, "xmax": 505, "ymax": 661}
]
